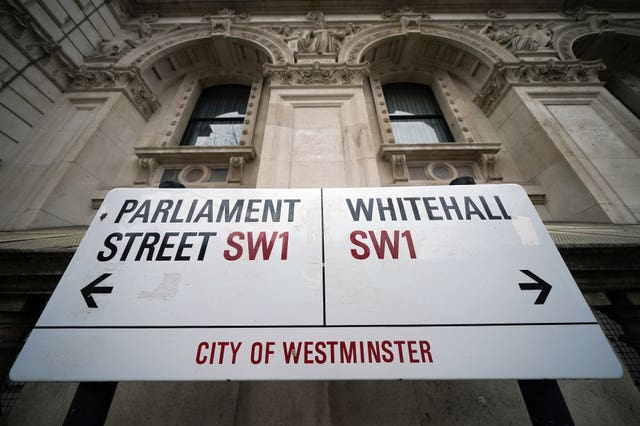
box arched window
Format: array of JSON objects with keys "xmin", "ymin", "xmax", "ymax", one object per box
[
  {"xmin": 180, "ymin": 84, "xmax": 250, "ymax": 146},
  {"xmin": 382, "ymin": 83, "xmax": 453, "ymax": 143}
]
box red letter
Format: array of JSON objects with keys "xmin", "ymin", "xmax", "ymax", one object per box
[
  {"xmin": 224, "ymin": 232, "xmax": 244, "ymax": 260},
  {"xmin": 248, "ymin": 232, "xmax": 278, "ymax": 260},
  {"xmin": 350, "ymin": 230, "xmax": 370, "ymax": 260},
  {"xmin": 279, "ymin": 232, "xmax": 289, "ymax": 260},
  {"xmin": 196, "ymin": 342, "xmax": 208, "ymax": 365},
  {"xmin": 420, "ymin": 340, "xmax": 433, "ymax": 363},
  {"xmin": 250, "ymin": 342, "xmax": 263, "ymax": 365},
  {"xmin": 282, "ymin": 342, "xmax": 302, "ymax": 363},
  {"xmin": 369, "ymin": 230, "xmax": 400, "ymax": 259},
  {"xmin": 401, "ymin": 230, "xmax": 417, "ymax": 259}
]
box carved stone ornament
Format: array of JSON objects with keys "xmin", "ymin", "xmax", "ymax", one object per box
[
  {"xmin": 65, "ymin": 66, "xmax": 160, "ymax": 120},
  {"xmin": 390, "ymin": 154, "xmax": 409, "ymax": 183},
  {"xmin": 401, "ymin": 16, "xmax": 423, "ymax": 33},
  {"xmin": 382, "ymin": 6, "xmax": 430, "ymax": 20},
  {"xmin": 264, "ymin": 62, "xmax": 370, "ymax": 86},
  {"xmin": 482, "ymin": 154, "xmax": 502, "ymax": 182},
  {"xmin": 293, "ymin": 11, "xmax": 345, "ymax": 54},
  {"xmin": 474, "ymin": 59, "xmax": 606, "ymax": 115},
  {"xmin": 203, "ymin": 9, "xmax": 250, "ymax": 22},
  {"xmin": 478, "ymin": 21, "xmax": 555, "ymax": 53},
  {"xmin": 487, "ymin": 9, "xmax": 506, "ymax": 19},
  {"xmin": 134, "ymin": 158, "xmax": 157, "ymax": 185},
  {"xmin": 227, "ymin": 156, "xmax": 245, "ymax": 184}
]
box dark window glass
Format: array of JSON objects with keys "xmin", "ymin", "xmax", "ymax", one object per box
[
  {"xmin": 180, "ymin": 85, "xmax": 250, "ymax": 146},
  {"xmin": 382, "ymin": 83, "xmax": 453, "ymax": 143}
]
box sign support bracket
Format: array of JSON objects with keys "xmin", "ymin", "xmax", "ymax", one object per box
[{"xmin": 63, "ymin": 382, "xmax": 117, "ymax": 426}]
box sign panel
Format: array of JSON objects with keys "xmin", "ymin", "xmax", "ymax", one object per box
[{"xmin": 10, "ymin": 185, "xmax": 622, "ymax": 381}]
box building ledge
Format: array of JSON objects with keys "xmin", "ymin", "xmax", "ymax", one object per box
[
  {"xmin": 135, "ymin": 145, "xmax": 257, "ymax": 165},
  {"xmin": 379, "ymin": 143, "xmax": 501, "ymax": 161}
]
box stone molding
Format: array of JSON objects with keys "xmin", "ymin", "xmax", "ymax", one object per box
[
  {"xmin": 380, "ymin": 143, "xmax": 502, "ymax": 184},
  {"xmin": 474, "ymin": 59, "xmax": 606, "ymax": 115},
  {"xmin": 338, "ymin": 21, "xmax": 514, "ymax": 66},
  {"xmin": 0, "ymin": 0, "xmax": 161, "ymax": 120},
  {"xmin": 134, "ymin": 146, "xmax": 257, "ymax": 166},
  {"xmin": 0, "ymin": 0, "xmax": 76, "ymax": 90},
  {"xmin": 122, "ymin": 24, "xmax": 293, "ymax": 68},
  {"xmin": 263, "ymin": 62, "xmax": 370, "ymax": 86},
  {"xmin": 381, "ymin": 6, "xmax": 430, "ymax": 20},
  {"xmin": 555, "ymin": 19, "xmax": 640, "ymax": 60},
  {"xmin": 64, "ymin": 65, "xmax": 160, "ymax": 120}
]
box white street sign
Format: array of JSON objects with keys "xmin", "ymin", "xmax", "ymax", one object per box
[{"xmin": 10, "ymin": 185, "xmax": 622, "ymax": 381}]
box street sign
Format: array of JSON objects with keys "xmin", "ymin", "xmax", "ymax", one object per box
[{"xmin": 10, "ymin": 185, "xmax": 622, "ymax": 381}]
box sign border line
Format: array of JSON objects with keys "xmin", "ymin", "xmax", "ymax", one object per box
[{"xmin": 34, "ymin": 321, "xmax": 598, "ymax": 329}]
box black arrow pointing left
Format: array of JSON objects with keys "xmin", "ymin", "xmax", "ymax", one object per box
[{"xmin": 81, "ymin": 273, "xmax": 114, "ymax": 308}]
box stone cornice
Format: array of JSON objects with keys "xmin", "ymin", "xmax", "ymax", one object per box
[
  {"xmin": 263, "ymin": 62, "xmax": 370, "ymax": 86},
  {"xmin": 134, "ymin": 145, "xmax": 257, "ymax": 164},
  {"xmin": 474, "ymin": 59, "xmax": 606, "ymax": 115},
  {"xmin": 65, "ymin": 66, "xmax": 160, "ymax": 120}
]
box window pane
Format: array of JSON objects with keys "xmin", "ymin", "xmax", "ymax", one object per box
[
  {"xmin": 383, "ymin": 83, "xmax": 441, "ymax": 116},
  {"xmin": 208, "ymin": 168, "xmax": 228, "ymax": 182},
  {"xmin": 382, "ymin": 83, "xmax": 454, "ymax": 143},
  {"xmin": 391, "ymin": 118, "xmax": 451, "ymax": 144},
  {"xmin": 191, "ymin": 85, "xmax": 250, "ymax": 119},
  {"xmin": 181, "ymin": 84, "xmax": 250, "ymax": 146},
  {"xmin": 182, "ymin": 120, "xmax": 243, "ymax": 146}
]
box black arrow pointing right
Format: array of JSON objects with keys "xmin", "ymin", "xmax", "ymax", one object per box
[
  {"xmin": 81, "ymin": 273, "xmax": 114, "ymax": 308},
  {"xmin": 519, "ymin": 270, "xmax": 552, "ymax": 305}
]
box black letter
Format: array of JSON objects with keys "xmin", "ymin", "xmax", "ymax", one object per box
[
  {"xmin": 197, "ymin": 232, "xmax": 217, "ymax": 260},
  {"xmin": 97, "ymin": 233, "xmax": 122, "ymax": 261},
  {"xmin": 176, "ymin": 232, "xmax": 197, "ymax": 261},
  {"xmin": 115, "ymin": 200, "xmax": 137, "ymax": 223}
]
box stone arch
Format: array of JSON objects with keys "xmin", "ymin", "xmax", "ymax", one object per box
[
  {"xmin": 339, "ymin": 22, "xmax": 516, "ymax": 68},
  {"xmin": 117, "ymin": 23, "xmax": 293, "ymax": 73},
  {"xmin": 555, "ymin": 21, "xmax": 640, "ymax": 60}
]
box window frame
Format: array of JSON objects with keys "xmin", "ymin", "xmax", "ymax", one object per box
[
  {"xmin": 382, "ymin": 82, "xmax": 454, "ymax": 144},
  {"xmin": 134, "ymin": 72, "xmax": 263, "ymax": 187},
  {"xmin": 179, "ymin": 84, "xmax": 251, "ymax": 147}
]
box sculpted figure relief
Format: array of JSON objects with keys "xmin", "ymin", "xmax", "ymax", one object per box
[
  {"xmin": 479, "ymin": 21, "xmax": 554, "ymax": 52},
  {"xmin": 299, "ymin": 13, "xmax": 345, "ymax": 54}
]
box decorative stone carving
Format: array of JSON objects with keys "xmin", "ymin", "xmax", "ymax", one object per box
[
  {"xmin": 400, "ymin": 16, "xmax": 423, "ymax": 33},
  {"xmin": 475, "ymin": 74, "xmax": 507, "ymax": 115},
  {"xmin": 487, "ymin": 10, "xmax": 506, "ymax": 19},
  {"xmin": 555, "ymin": 19, "xmax": 640, "ymax": 60},
  {"xmin": 92, "ymin": 38, "xmax": 138, "ymax": 60},
  {"xmin": 138, "ymin": 14, "xmax": 158, "ymax": 41},
  {"xmin": 339, "ymin": 23, "xmax": 512, "ymax": 66},
  {"xmin": 382, "ymin": 7, "xmax": 430, "ymax": 20},
  {"xmin": 478, "ymin": 22, "xmax": 554, "ymax": 53},
  {"xmin": 390, "ymin": 154, "xmax": 409, "ymax": 183},
  {"xmin": 481, "ymin": 154, "xmax": 502, "ymax": 182},
  {"xmin": 264, "ymin": 62, "xmax": 369, "ymax": 86},
  {"xmin": 65, "ymin": 65, "xmax": 160, "ymax": 120},
  {"xmin": 128, "ymin": 27, "xmax": 292, "ymax": 67},
  {"xmin": 134, "ymin": 158, "xmax": 157, "ymax": 185},
  {"xmin": 227, "ymin": 156, "xmax": 245, "ymax": 184},
  {"xmin": 203, "ymin": 9, "xmax": 250, "ymax": 23},
  {"xmin": 474, "ymin": 59, "xmax": 606, "ymax": 115},
  {"xmin": 297, "ymin": 11, "xmax": 345, "ymax": 54}
]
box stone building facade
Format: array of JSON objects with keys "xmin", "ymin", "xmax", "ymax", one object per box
[{"xmin": 1, "ymin": 0, "xmax": 640, "ymax": 424}]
